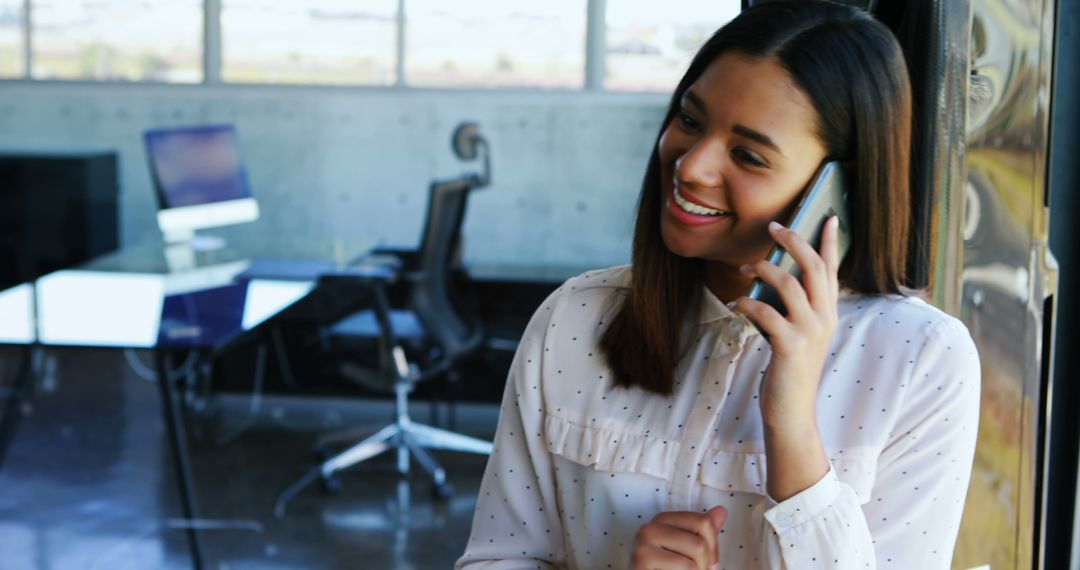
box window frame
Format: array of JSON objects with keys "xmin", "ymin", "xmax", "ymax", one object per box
[
  {"xmin": 0, "ymin": 0, "xmax": 730, "ymax": 96},
  {"xmin": 0, "ymin": 0, "xmax": 31, "ymax": 79}
]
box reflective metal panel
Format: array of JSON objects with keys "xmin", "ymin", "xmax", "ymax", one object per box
[{"xmin": 952, "ymin": 0, "xmax": 1059, "ymax": 568}]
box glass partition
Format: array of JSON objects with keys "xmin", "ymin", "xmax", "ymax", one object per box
[
  {"xmin": 604, "ymin": 0, "xmax": 740, "ymax": 92},
  {"xmin": 0, "ymin": 0, "xmax": 22, "ymax": 78},
  {"xmin": 221, "ymin": 0, "xmax": 398, "ymax": 85},
  {"xmin": 405, "ymin": 0, "xmax": 586, "ymax": 89},
  {"xmin": 31, "ymin": 0, "xmax": 202, "ymax": 82}
]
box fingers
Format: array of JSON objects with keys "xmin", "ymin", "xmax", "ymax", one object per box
[
  {"xmin": 740, "ymin": 258, "xmax": 813, "ymax": 324},
  {"xmin": 634, "ymin": 523, "xmax": 710, "ymax": 569},
  {"xmin": 706, "ymin": 506, "xmax": 728, "ymax": 531},
  {"xmin": 819, "ymin": 215, "xmax": 841, "ymax": 293},
  {"xmin": 762, "ymin": 219, "xmax": 835, "ymax": 312},
  {"xmin": 630, "ymin": 544, "xmax": 698, "ymax": 570},
  {"xmin": 649, "ymin": 510, "xmax": 726, "ymax": 567},
  {"xmin": 816, "ymin": 215, "xmax": 842, "ymax": 272},
  {"xmin": 631, "ymin": 508, "xmax": 730, "ymax": 570},
  {"xmin": 727, "ymin": 295, "xmax": 794, "ymax": 341}
]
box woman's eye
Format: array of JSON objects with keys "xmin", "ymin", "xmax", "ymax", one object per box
[
  {"xmin": 733, "ymin": 147, "xmax": 767, "ymax": 167},
  {"xmin": 676, "ymin": 111, "xmax": 701, "ymax": 131}
]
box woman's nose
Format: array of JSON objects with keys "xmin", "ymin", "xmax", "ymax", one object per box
[{"xmin": 675, "ymin": 138, "xmax": 725, "ymax": 189}]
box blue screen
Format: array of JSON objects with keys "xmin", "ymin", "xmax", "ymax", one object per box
[{"xmin": 145, "ymin": 125, "xmax": 253, "ymax": 209}]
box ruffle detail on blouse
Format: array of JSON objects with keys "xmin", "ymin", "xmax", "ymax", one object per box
[
  {"xmin": 543, "ymin": 413, "xmax": 878, "ymax": 504},
  {"xmin": 697, "ymin": 449, "xmax": 878, "ymax": 504},
  {"xmin": 543, "ymin": 413, "xmax": 682, "ymax": 481}
]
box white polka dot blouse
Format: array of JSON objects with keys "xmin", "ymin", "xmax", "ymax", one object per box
[{"xmin": 455, "ymin": 265, "xmax": 981, "ymax": 569}]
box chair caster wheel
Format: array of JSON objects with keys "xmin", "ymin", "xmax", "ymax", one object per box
[
  {"xmin": 321, "ymin": 474, "xmax": 341, "ymax": 494},
  {"xmin": 432, "ymin": 482, "xmax": 454, "ymax": 501}
]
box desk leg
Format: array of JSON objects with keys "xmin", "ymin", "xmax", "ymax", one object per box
[
  {"xmin": 156, "ymin": 348, "xmax": 204, "ymax": 570},
  {"xmin": 0, "ymin": 345, "xmax": 33, "ymax": 471}
]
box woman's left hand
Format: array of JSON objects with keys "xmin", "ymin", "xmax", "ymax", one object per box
[{"xmin": 727, "ymin": 216, "xmax": 841, "ymax": 500}]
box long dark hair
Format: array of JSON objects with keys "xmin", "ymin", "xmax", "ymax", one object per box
[{"xmin": 600, "ymin": 1, "xmax": 913, "ymax": 395}]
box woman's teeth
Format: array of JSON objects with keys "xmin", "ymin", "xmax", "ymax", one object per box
[{"xmin": 674, "ymin": 188, "xmax": 728, "ymax": 216}]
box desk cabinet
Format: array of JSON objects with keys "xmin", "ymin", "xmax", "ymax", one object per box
[{"xmin": 0, "ymin": 152, "xmax": 119, "ymax": 290}]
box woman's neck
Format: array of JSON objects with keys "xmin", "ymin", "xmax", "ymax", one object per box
[{"xmin": 702, "ymin": 260, "xmax": 755, "ymax": 305}]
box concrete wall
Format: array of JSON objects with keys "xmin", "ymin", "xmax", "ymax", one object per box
[{"xmin": 0, "ymin": 82, "xmax": 668, "ymax": 275}]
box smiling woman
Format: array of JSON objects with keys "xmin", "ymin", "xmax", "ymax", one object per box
[
  {"xmin": 658, "ymin": 52, "xmax": 828, "ymax": 276},
  {"xmin": 456, "ymin": 2, "xmax": 980, "ymax": 569},
  {"xmin": 605, "ymin": 0, "xmax": 913, "ymax": 398}
]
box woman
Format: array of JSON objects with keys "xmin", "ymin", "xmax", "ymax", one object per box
[{"xmin": 456, "ymin": 2, "xmax": 980, "ymax": 568}]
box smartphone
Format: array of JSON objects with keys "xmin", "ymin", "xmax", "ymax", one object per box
[{"xmin": 745, "ymin": 160, "xmax": 852, "ymax": 324}]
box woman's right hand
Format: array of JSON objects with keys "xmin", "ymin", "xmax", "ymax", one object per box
[{"xmin": 630, "ymin": 506, "xmax": 728, "ymax": 570}]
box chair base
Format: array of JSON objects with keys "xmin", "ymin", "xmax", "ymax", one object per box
[
  {"xmin": 319, "ymin": 420, "xmax": 493, "ymax": 489},
  {"xmin": 274, "ymin": 373, "xmax": 493, "ymax": 518}
]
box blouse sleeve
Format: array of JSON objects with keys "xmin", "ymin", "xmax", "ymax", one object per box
[
  {"xmin": 455, "ymin": 288, "xmax": 569, "ymax": 570},
  {"xmin": 756, "ymin": 316, "xmax": 981, "ymax": 569}
]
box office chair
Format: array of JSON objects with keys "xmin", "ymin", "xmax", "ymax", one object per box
[{"xmin": 275, "ymin": 123, "xmax": 493, "ymax": 514}]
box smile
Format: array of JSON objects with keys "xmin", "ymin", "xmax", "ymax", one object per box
[
  {"xmin": 673, "ymin": 187, "xmax": 729, "ymax": 216},
  {"xmin": 666, "ymin": 187, "xmax": 732, "ymax": 228}
]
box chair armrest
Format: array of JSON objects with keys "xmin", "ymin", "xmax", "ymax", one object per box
[
  {"xmin": 328, "ymin": 247, "xmax": 410, "ymax": 283},
  {"xmin": 319, "ymin": 264, "xmax": 399, "ymax": 285},
  {"xmin": 357, "ymin": 254, "xmax": 405, "ymax": 273},
  {"xmin": 316, "ymin": 268, "xmax": 399, "ymax": 351},
  {"xmin": 367, "ymin": 246, "xmax": 419, "ymax": 271}
]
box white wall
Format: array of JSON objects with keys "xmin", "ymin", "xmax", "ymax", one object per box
[{"xmin": 0, "ymin": 82, "xmax": 668, "ymax": 275}]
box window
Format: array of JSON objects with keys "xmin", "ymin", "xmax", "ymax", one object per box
[
  {"xmin": 405, "ymin": 0, "xmax": 586, "ymax": 89},
  {"xmin": 604, "ymin": 1, "xmax": 740, "ymax": 92},
  {"xmin": 0, "ymin": 0, "xmax": 21, "ymax": 78},
  {"xmin": 15, "ymin": 1, "xmax": 746, "ymax": 92},
  {"xmin": 31, "ymin": 0, "xmax": 202, "ymax": 82},
  {"xmin": 221, "ymin": 0, "xmax": 398, "ymax": 85}
]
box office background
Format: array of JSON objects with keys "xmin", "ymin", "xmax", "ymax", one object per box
[
  {"xmin": 0, "ymin": 0, "xmax": 741, "ymax": 272},
  {"xmin": 15, "ymin": 2, "xmax": 1077, "ymax": 569},
  {"xmin": 0, "ymin": 84, "xmax": 663, "ymax": 270},
  {"xmin": 0, "ymin": 2, "xmax": 745, "ymax": 569}
]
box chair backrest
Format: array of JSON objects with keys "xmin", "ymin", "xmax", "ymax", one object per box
[{"xmin": 408, "ymin": 177, "xmax": 485, "ymax": 363}]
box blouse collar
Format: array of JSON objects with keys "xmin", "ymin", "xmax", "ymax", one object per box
[
  {"xmin": 698, "ymin": 284, "xmax": 759, "ymax": 344},
  {"xmin": 698, "ymin": 282, "xmax": 861, "ymax": 329}
]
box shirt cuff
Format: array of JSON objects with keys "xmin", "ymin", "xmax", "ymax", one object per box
[{"xmin": 763, "ymin": 463, "xmax": 842, "ymax": 532}]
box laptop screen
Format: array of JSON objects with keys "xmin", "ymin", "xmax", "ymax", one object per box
[{"xmin": 144, "ymin": 125, "xmax": 253, "ymax": 209}]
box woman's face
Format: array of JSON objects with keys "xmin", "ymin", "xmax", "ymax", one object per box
[{"xmin": 658, "ymin": 51, "xmax": 829, "ymax": 267}]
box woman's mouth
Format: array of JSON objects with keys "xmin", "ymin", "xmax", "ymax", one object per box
[
  {"xmin": 667, "ymin": 187, "xmax": 732, "ymax": 226},
  {"xmin": 674, "ymin": 187, "xmax": 729, "ymax": 215}
]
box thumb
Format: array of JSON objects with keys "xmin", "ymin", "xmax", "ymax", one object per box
[{"xmin": 706, "ymin": 505, "xmax": 728, "ymax": 531}]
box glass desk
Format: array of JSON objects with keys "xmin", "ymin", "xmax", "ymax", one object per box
[{"xmin": 0, "ymin": 232, "xmax": 374, "ymax": 570}]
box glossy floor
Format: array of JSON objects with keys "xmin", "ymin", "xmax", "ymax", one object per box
[{"xmin": 0, "ymin": 347, "xmax": 497, "ymax": 570}]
